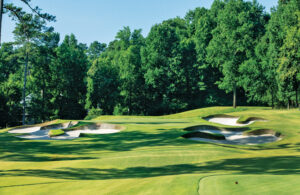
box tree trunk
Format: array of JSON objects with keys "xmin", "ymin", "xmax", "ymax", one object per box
[
  {"xmin": 287, "ymin": 99, "xmax": 290, "ymax": 110},
  {"xmin": 22, "ymin": 51, "xmax": 29, "ymax": 125},
  {"xmin": 233, "ymin": 83, "xmax": 237, "ymax": 109},
  {"xmin": 0, "ymin": 0, "xmax": 4, "ymax": 45}
]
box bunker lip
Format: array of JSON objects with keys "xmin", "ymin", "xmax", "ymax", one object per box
[
  {"xmin": 8, "ymin": 122, "xmax": 123, "ymax": 140},
  {"xmin": 182, "ymin": 131, "xmax": 226, "ymax": 140},
  {"xmin": 237, "ymin": 117, "xmax": 266, "ymax": 124},
  {"xmin": 7, "ymin": 120, "xmax": 60, "ymax": 134},
  {"xmin": 40, "ymin": 121, "xmax": 79, "ymax": 130},
  {"xmin": 244, "ymin": 129, "xmax": 282, "ymax": 137},
  {"xmin": 203, "ymin": 114, "xmax": 266, "ymax": 126},
  {"xmin": 182, "ymin": 125, "xmax": 282, "ymax": 145}
]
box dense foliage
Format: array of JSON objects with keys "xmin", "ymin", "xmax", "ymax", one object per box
[{"xmin": 0, "ymin": 0, "xmax": 299, "ymax": 127}]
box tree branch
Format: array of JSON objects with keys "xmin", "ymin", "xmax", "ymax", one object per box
[{"xmin": 20, "ymin": 0, "xmax": 56, "ymax": 22}]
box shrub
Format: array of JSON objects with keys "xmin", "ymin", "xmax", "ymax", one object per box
[
  {"xmin": 113, "ymin": 104, "xmax": 128, "ymax": 115},
  {"xmin": 85, "ymin": 108, "xmax": 103, "ymax": 120}
]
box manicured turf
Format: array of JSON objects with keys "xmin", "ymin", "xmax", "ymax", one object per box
[{"xmin": 0, "ymin": 107, "xmax": 300, "ymax": 194}]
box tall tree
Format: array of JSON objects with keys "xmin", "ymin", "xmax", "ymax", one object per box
[
  {"xmin": 0, "ymin": 0, "xmax": 55, "ymax": 45},
  {"xmin": 86, "ymin": 41, "xmax": 106, "ymax": 64},
  {"xmin": 0, "ymin": 0, "xmax": 3, "ymax": 44},
  {"xmin": 245, "ymin": 0, "xmax": 300, "ymax": 108},
  {"xmin": 0, "ymin": 72, "xmax": 23, "ymax": 127},
  {"xmin": 13, "ymin": 12, "xmax": 53, "ymax": 124},
  {"xmin": 0, "ymin": 43, "xmax": 22, "ymax": 127},
  {"xmin": 27, "ymin": 31, "xmax": 60, "ymax": 122},
  {"xmin": 187, "ymin": 3, "xmax": 233, "ymax": 106},
  {"xmin": 51, "ymin": 34, "xmax": 88, "ymax": 119},
  {"xmin": 278, "ymin": 11, "xmax": 300, "ymax": 108},
  {"xmin": 86, "ymin": 58, "xmax": 120, "ymax": 114},
  {"xmin": 207, "ymin": 0, "xmax": 266, "ymax": 108},
  {"xmin": 0, "ymin": 42, "xmax": 19, "ymax": 82},
  {"xmin": 118, "ymin": 28, "xmax": 146, "ymax": 114},
  {"xmin": 142, "ymin": 18, "xmax": 201, "ymax": 114}
]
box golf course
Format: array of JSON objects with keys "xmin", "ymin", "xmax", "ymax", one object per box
[
  {"xmin": 0, "ymin": 1, "xmax": 299, "ymax": 194},
  {"xmin": 1, "ymin": 106, "xmax": 300, "ymax": 194}
]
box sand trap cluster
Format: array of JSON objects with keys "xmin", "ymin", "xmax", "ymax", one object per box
[
  {"xmin": 8, "ymin": 122, "xmax": 121, "ymax": 140},
  {"xmin": 188, "ymin": 129, "xmax": 280, "ymax": 145},
  {"xmin": 183, "ymin": 125, "xmax": 281, "ymax": 145},
  {"xmin": 205, "ymin": 116, "xmax": 265, "ymax": 126}
]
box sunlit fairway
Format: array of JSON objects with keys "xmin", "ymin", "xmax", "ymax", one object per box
[{"xmin": 1, "ymin": 107, "xmax": 300, "ymax": 195}]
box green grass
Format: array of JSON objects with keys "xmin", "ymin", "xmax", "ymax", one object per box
[
  {"xmin": 0, "ymin": 106, "xmax": 300, "ymax": 195},
  {"xmin": 48, "ymin": 129, "xmax": 65, "ymax": 137}
]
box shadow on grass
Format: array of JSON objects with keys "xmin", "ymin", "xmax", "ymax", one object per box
[
  {"xmin": 0, "ymin": 182, "xmax": 67, "ymax": 189},
  {"xmin": 0, "ymin": 128, "xmax": 192, "ymax": 162},
  {"xmin": 2, "ymin": 156, "xmax": 300, "ymax": 180},
  {"xmin": 1, "ymin": 125, "xmax": 300, "ymax": 162},
  {"xmin": 0, "ymin": 154, "xmax": 96, "ymax": 162}
]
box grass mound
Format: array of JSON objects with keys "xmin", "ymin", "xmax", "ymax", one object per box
[
  {"xmin": 184, "ymin": 125, "xmax": 249, "ymax": 132},
  {"xmin": 237, "ymin": 115, "xmax": 266, "ymax": 124},
  {"xmin": 48, "ymin": 129, "xmax": 65, "ymax": 137},
  {"xmin": 184, "ymin": 125, "xmax": 222, "ymax": 131},
  {"xmin": 41, "ymin": 121, "xmax": 78, "ymax": 130},
  {"xmin": 244, "ymin": 129, "xmax": 282, "ymax": 137}
]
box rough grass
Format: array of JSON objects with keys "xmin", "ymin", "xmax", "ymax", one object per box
[{"xmin": 0, "ymin": 106, "xmax": 300, "ymax": 195}]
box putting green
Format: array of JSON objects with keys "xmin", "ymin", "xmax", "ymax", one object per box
[
  {"xmin": 199, "ymin": 175, "xmax": 300, "ymax": 195},
  {"xmin": 0, "ymin": 107, "xmax": 299, "ymax": 194}
]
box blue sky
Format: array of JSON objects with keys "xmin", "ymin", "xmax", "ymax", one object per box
[{"xmin": 2, "ymin": 0, "xmax": 278, "ymax": 45}]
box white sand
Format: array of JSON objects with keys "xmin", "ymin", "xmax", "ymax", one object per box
[
  {"xmin": 17, "ymin": 129, "xmax": 75, "ymax": 140},
  {"xmin": 65, "ymin": 129, "xmax": 120, "ymax": 137},
  {"xmin": 9, "ymin": 125, "xmax": 120, "ymax": 140},
  {"xmin": 206, "ymin": 117, "xmax": 255, "ymax": 126},
  {"xmin": 188, "ymin": 129, "xmax": 280, "ymax": 145},
  {"xmin": 9, "ymin": 126, "xmax": 41, "ymax": 134}
]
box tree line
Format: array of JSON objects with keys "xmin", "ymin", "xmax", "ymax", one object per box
[{"xmin": 0, "ymin": 0, "xmax": 299, "ymax": 127}]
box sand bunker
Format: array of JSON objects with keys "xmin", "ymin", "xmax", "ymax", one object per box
[
  {"xmin": 65, "ymin": 129, "xmax": 120, "ymax": 137},
  {"xmin": 205, "ymin": 116, "xmax": 264, "ymax": 126},
  {"xmin": 183, "ymin": 126, "xmax": 281, "ymax": 145},
  {"xmin": 8, "ymin": 126, "xmax": 41, "ymax": 134},
  {"xmin": 8, "ymin": 122, "xmax": 121, "ymax": 140}
]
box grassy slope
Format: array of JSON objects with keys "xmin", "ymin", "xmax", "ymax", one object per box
[
  {"xmin": 49, "ymin": 129, "xmax": 65, "ymax": 137},
  {"xmin": 0, "ymin": 107, "xmax": 299, "ymax": 195}
]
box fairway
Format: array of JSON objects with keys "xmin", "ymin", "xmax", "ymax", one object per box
[{"xmin": 1, "ymin": 107, "xmax": 300, "ymax": 194}]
